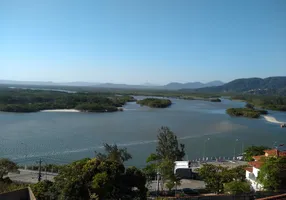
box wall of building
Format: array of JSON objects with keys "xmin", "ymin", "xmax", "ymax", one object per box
[
  {"xmin": 0, "ymin": 188, "xmax": 36, "ymax": 200},
  {"xmin": 253, "ymin": 167, "xmax": 259, "ymax": 177}
]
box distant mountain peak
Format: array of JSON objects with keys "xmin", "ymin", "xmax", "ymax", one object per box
[{"xmin": 163, "ymin": 80, "xmax": 224, "ymax": 90}]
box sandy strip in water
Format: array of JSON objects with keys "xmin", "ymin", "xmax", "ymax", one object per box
[
  {"xmin": 40, "ymin": 109, "xmax": 80, "ymax": 113},
  {"xmin": 262, "ymin": 115, "xmax": 285, "ymax": 124}
]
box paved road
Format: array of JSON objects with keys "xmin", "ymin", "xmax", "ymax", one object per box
[
  {"xmin": 148, "ymin": 179, "xmax": 205, "ymax": 191},
  {"xmin": 8, "ymin": 169, "xmax": 58, "ymax": 184}
]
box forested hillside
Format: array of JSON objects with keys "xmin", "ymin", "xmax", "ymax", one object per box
[{"xmin": 187, "ymin": 77, "xmax": 286, "ymax": 96}]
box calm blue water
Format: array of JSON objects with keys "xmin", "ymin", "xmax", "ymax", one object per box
[{"xmin": 0, "ymin": 97, "xmax": 285, "ymax": 167}]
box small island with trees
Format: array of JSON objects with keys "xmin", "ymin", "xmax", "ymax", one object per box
[
  {"xmin": 136, "ymin": 98, "xmax": 172, "ymax": 108},
  {"xmin": 226, "ymin": 103, "xmax": 268, "ymax": 118}
]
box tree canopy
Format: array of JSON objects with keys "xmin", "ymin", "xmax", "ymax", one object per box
[
  {"xmin": 95, "ymin": 143, "xmax": 132, "ymax": 164},
  {"xmin": 31, "ymin": 158, "xmax": 147, "ymax": 200},
  {"xmin": 0, "ymin": 89, "xmax": 135, "ymax": 113},
  {"xmin": 156, "ymin": 127, "xmax": 185, "ymax": 161},
  {"xmin": 257, "ymin": 156, "xmax": 286, "ymax": 191},
  {"xmin": 226, "ymin": 108, "xmax": 268, "ymax": 118},
  {"xmin": 137, "ymin": 98, "xmax": 172, "ymax": 108},
  {"xmin": 198, "ymin": 164, "xmax": 247, "ymax": 194},
  {"xmin": 144, "ymin": 127, "xmax": 185, "ymax": 190},
  {"xmin": 224, "ymin": 181, "xmax": 251, "ymax": 195},
  {"xmin": 0, "ymin": 159, "xmax": 18, "ymax": 180}
]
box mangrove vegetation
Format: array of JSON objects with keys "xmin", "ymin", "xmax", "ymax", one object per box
[
  {"xmin": 0, "ymin": 88, "xmax": 136, "ymax": 113},
  {"xmin": 137, "ymin": 98, "xmax": 172, "ymax": 108}
]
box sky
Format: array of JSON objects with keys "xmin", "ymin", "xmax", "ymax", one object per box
[{"xmin": 0, "ymin": 0, "xmax": 286, "ymax": 85}]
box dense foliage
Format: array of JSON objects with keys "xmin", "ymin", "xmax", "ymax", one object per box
[
  {"xmin": 0, "ymin": 158, "xmax": 18, "ymax": 180},
  {"xmin": 0, "ymin": 159, "xmax": 23, "ymax": 193},
  {"xmin": 0, "ymin": 88, "xmax": 135, "ymax": 112},
  {"xmin": 210, "ymin": 98, "xmax": 221, "ymax": 102},
  {"xmin": 231, "ymin": 95, "xmax": 286, "ymax": 111},
  {"xmin": 226, "ymin": 108, "xmax": 268, "ymax": 118},
  {"xmin": 31, "ymin": 147, "xmax": 147, "ymax": 200},
  {"xmin": 0, "ymin": 182, "xmax": 27, "ymax": 193},
  {"xmin": 198, "ymin": 164, "xmax": 247, "ymax": 194},
  {"xmin": 224, "ymin": 181, "xmax": 251, "ymax": 194},
  {"xmin": 257, "ymin": 156, "xmax": 286, "ymax": 191},
  {"xmin": 137, "ymin": 98, "xmax": 172, "ymax": 108},
  {"xmin": 95, "ymin": 143, "xmax": 132, "ymax": 164},
  {"xmin": 243, "ymin": 146, "xmax": 270, "ymax": 161}
]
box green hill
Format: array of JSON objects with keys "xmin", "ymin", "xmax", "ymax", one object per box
[{"xmin": 187, "ymin": 76, "xmax": 286, "ymax": 96}]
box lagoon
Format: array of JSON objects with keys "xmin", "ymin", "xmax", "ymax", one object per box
[{"xmin": 0, "ymin": 97, "xmax": 285, "ymax": 167}]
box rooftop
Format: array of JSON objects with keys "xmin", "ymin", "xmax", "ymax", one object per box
[
  {"xmin": 245, "ymin": 167, "xmax": 253, "ymax": 173},
  {"xmin": 253, "ymin": 155, "xmax": 264, "ymax": 161},
  {"xmin": 249, "ymin": 161, "xmax": 263, "ymax": 169}
]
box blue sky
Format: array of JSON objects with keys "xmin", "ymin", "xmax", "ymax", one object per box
[{"xmin": 0, "ymin": 0, "xmax": 285, "ymax": 84}]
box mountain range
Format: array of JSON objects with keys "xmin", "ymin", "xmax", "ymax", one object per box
[
  {"xmin": 191, "ymin": 76, "xmax": 286, "ymax": 95},
  {"xmin": 1, "ymin": 77, "xmax": 285, "ymax": 95},
  {"xmin": 163, "ymin": 80, "xmax": 224, "ymax": 90},
  {"xmin": 0, "ymin": 80, "xmax": 224, "ymax": 90}
]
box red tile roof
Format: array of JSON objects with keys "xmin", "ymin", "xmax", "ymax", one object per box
[
  {"xmin": 264, "ymin": 149, "xmax": 286, "ymax": 157},
  {"xmin": 264, "ymin": 149, "xmax": 278, "ymax": 156},
  {"xmin": 279, "ymin": 151, "xmax": 286, "ymax": 157},
  {"xmin": 249, "ymin": 161, "xmax": 263, "ymax": 169},
  {"xmin": 253, "ymin": 155, "xmax": 264, "ymax": 161},
  {"xmin": 245, "ymin": 167, "xmax": 253, "ymax": 173}
]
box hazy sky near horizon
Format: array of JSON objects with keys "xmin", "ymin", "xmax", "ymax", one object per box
[{"xmin": 1, "ymin": 0, "xmax": 286, "ymax": 84}]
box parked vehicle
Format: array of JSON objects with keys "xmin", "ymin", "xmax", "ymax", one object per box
[{"xmin": 182, "ymin": 188, "xmax": 200, "ymax": 196}]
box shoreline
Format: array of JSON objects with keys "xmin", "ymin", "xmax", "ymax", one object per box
[{"xmin": 40, "ymin": 109, "xmax": 80, "ymax": 113}]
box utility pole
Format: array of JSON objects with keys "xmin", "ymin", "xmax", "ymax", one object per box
[
  {"xmin": 234, "ymin": 139, "xmax": 238, "ymax": 160},
  {"xmin": 38, "ymin": 159, "xmax": 42, "ymax": 182},
  {"xmin": 203, "ymin": 138, "xmax": 210, "ymax": 160},
  {"xmin": 156, "ymin": 171, "xmax": 160, "ymax": 197}
]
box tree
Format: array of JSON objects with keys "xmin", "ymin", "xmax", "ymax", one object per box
[
  {"xmin": 156, "ymin": 127, "xmax": 185, "ymax": 161},
  {"xmin": 144, "ymin": 127, "xmax": 185, "ymax": 190},
  {"xmin": 257, "ymin": 157, "xmax": 286, "ymax": 191},
  {"xmin": 30, "ymin": 180, "xmax": 58, "ymax": 200},
  {"xmin": 198, "ymin": 164, "xmax": 247, "ymax": 194},
  {"xmin": 229, "ymin": 165, "xmax": 247, "ymax": 182},
  {"xmin": 224, "ymin": 181, "xmax": 251, "ymax": 194},
  {"xmin": 245, "ymin": 103, "xmax": 254, "ymax": 109},
  {"xmin": 0, "ymin": 158, "xmax": 18, "ymax": 180},
  {"xmin": 95, "ymin": 143, "xmax": 132, "ymax": 163},
  {"xmin": 33, "ymin": 158, "xmax": 147, "ymax": 200},
  {"xmin": 244, "ymin": 146, "xmax": 269, "ymax": 161}
]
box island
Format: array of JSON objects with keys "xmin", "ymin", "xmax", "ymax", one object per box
[
  {"xmin": 226, "ymin": 105, "xmax": 268, "ymax": 118},
  {"xmin": 0, "ymin": 88, "xmax": 136, "ymax": 113},
  {"xmin": 136, "ymin": 98, "xmax": 172, "ymax": 108},
  {"xmin": 210, "ymin": 98, "xmax": 221, "ymax": 102},
  {"xmin": 180, "ymin": 95, "xmax": 221, "ymax": 102}
]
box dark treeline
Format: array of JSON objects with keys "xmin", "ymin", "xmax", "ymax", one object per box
[
  {"xmin": 226, "ymin": 108, "xmax": 268, "ymax": 118},
  {"xmin": 231, "ymin": 95, "xmax": 286, "ymax": 111},
  {"xmin": 137, "ymin": 98, "xmax": 172, "ymax": 108},
  {"xmin": 0, "ymin": 88, "xmax": 135, "ymax": 112}
]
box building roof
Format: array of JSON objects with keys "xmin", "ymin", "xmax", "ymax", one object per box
[
  {"xmin": 264, "ymin": 149, "xmax": 286, "ymax": 157},
  {"xmin": 264, "ymin": 149, "xmax": 278, "ymax": 156},
  {"xmin": 245, "ymin": 167, "xmax": 253, "ymax": 173},
  {"xmin": 249, "ymin": 161, "xmax": 263, "ymax": 169},
  {"xmin": 253, "ymin": 155, "xmax": 264, "ymax": 161},
  {"xmin": 279, "ymin": 151, "xmax": 286, "ymax": 157}
]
